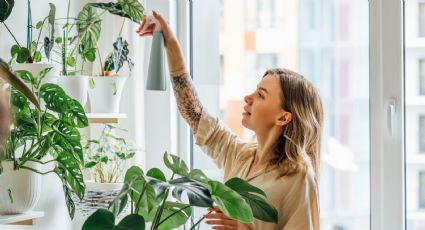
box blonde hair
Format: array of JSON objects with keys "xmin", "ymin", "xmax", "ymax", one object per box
[{"xmin": 264, "ymin": 68, "xmax": 324, "ymax": 182}]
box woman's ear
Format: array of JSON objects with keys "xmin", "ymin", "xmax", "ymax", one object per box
[{"xmin": 276, "ymin": 111, "xmax": 292, "ymax": 126}]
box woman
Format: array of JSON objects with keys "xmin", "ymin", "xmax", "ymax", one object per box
[{"xmin": 138, "ymin": 11, "xmax": 323, "ymax": 230}]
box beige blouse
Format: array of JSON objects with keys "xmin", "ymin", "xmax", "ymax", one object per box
[{"xmin": 194, "ymin": 109, "xmax": 320, "ymax": 230}]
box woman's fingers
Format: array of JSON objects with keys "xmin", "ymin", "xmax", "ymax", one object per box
[
  {"xmin": 152, "ymin": 10, "xmax": 172, "ymax": 39},
  {"xmin": 203, "ymin": 212, "xmax": 228, "ymax": 219},
  {"xmin": 212, "ymin": 227, "xmax": 237, "ymax": 230},
  {"xmin": 205, "ymin": 219, "xmax": 238, "ymax": 226},
  {"xmin": 136, "ymin": 17, "xmax": 147, "ymax": 32}
]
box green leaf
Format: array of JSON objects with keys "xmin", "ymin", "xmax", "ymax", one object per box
[
  {"xmin": 35, "ymin": 67, "xmax": 53, "ymax": 88},
  {"xmin": 225, "ymin": 178, "xmax": 278, "ymax": 223},
  {"xmin": 168, "ymin": 177, "xmax": 213, "ymax": 208},
  {"xmin": 55, "ymin": 37, "xmax": 62, "ymax": 44},
  {"xmin": 109, "ymin": 183, "xmax": 130, "ymax": 217},
  {"xmin": 55, "ymin": 150, "xmax": 85, "ymax": 199},
  {"xmin": 77, "ymin": 5, "xmax": 101, "ymax": 51},
  {"xmin": 106, "ymin": 37, "xmax": 133, "ymax": 74},
  {"xmin": 146, "ymin": 168, "xmax": 166, "ymax": 182},
  {"xmin": 225, "ymin": 177, "xmax": 266, "ymax": 197},
  {"xmin": 116, "ymin": 213, "xmax": 145, "ymax": 229},
  {"xmin": 55, "ymin": 167, "xmax": 76, "ymax": 219},
  {"xmin": 10, "ymin": 44, "xmax": 19, "ymax": 57},
  {"xmin": 163, "ymin": 152, "xmax": 189, "ymax": 176},
  {"xmin": 112, "ymin": 81, "xmax": 117, "ymax": 95},
  {"xmin": 83, "ymin": 49, "xmax": 96, "ymax": 62},
  {"xmin": 16, "ymin": 47, "xmax": 29, "ymax": 63},
  {"xmin": 208, "ymin": 180, "xmax": 253, "ymax": 223},
  {"xmin": 82, "ymin": 209, "xmax": 115, "ymax": 230},
  {"xmin": 188, "ymin": 169, "xmax": 210, "ymax": 184},
  {"xmin": 51, "ymin": 120, "xmax": 84, "ymax": 163},
  {"xmin": 157, "ymin": 202, "xmax": 191, "ymax": 230},
  {"xmin": 84, "ymin": 161, "xmax": 96, "ymax": 168},
  {"xmin": 60, "ymin": 99, "xmax": 88, "ymax": 128},
  {"xmin": 36, "ymin": 21, "xmax": 43, "ymax": 29},
  {"xmin": 0, "ymin": 0, "xmax": 14, "ymax": 22},
  {"xmin": 89, "ymin": 78, "xmax": 95, "ymax": 89},
  {"xmin": 15, "ymin": 70, "xmax": 35, "ymax": 86},
  {"xmin": 88, "ymin": 2, "xmax": 135, "ymax": 22},
  {"xmin": 117, "ymin": 0, "xmax": 145, "ymax": 22},
  {"xmin": 40, "ymin": 83, "xmax": 72, "ymax": 113},
  {"xmin": 66, "ymin": 56, "xmax": 76, "ymax": 67},
  {"xmin": 33, "ymin": 51, "xmax": 42, "ymax": 62}
]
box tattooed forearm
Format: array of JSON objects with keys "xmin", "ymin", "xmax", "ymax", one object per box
[{"xmin": 171, "ymin": 73, "xmax": 203, "ymax": 133}]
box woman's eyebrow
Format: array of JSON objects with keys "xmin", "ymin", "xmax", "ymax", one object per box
[{"xmin": 257, "ymin": 86, "xmax": 269, "ymax": 94}]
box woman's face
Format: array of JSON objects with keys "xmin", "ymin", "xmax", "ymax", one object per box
[{"xmin": 242, "ymin": 74, "xmax": 286, "ymax": 132}]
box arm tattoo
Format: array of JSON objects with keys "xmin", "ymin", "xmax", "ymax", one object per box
[{"xmin": 171, "ymin": 73, "xmax": 203, "ymax": 133}]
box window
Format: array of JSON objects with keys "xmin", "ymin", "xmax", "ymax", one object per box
[
  {"xmin": 420, "ymin": 116, "xmax": 425, "ymax": 153},
  {"xmin": 419, "ymin": 3, "xmax": 425, "ymax": 37},
  {"xmin": 420, "ymin": 171, "xmax": 425, "ymax": 209},
  {"xmin": 192, "ymin": 0, "xmax": 370, "ymax": 229},
  {"xmin": 420, "ymin": 59, "xmax": 425, "ymax": 95}
]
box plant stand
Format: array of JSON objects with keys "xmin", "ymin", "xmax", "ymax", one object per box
[{"xmin": 0, "ymin": 211, "xmax": 44, "ymax": 225}]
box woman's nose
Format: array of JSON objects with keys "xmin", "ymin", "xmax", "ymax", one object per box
[{"xmin": 244, "ymin": 94, "xmax": 253, "ymax": 104}]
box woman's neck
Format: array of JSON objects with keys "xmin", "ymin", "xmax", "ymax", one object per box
[{"xmin": 254, "ymin": 126, "xmax": 283, "ymax": 166}]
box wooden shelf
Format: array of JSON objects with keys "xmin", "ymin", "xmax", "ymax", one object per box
[
  {"xmin": 0, "ymin": 211, "xmax": 44, "ymax": 225},
  {"xmin": 86, "ymin": 113, "xmax": 127, "ymax": 123}
]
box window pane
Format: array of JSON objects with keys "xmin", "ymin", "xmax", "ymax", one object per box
[
  {"xmin": 406, "ymin": 1, "xmax": 425, "ymax": 229},
  {"xmin": 192, "ymin": 0, "xmax": 370, "ymax": 229}
]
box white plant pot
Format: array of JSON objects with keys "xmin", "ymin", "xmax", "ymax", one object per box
[
  {"xmin": 0, "ymin": 161, "xmax": 42, "ymax": 214},
  {"xmin": 13, "ymin": 63, "xmax": 60, "ymax": 85},
  {"xmin": 88, "ymin": 76, "xmax": 127, "ymax": 113},
  {"xmin": 57, "ymin": 75, "xmax": 89, "ymax": 107}
]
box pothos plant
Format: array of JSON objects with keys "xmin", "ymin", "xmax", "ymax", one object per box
[
  {"xmin": 0, "ymin": 0, "xmax": 57, "ymax": 64},
  {"xmin": 0, "ymin": 61, "xmax": 88, "ymax": 219},
  {"xmin": 84, "ymin": 124, "xmax": 139, "ymax": 183},
  {"xmin": 82, "ymin": 152, "xmax": 278, "ymax": 230}
]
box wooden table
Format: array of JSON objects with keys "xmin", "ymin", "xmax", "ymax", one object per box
[{"xmin": 0, "ymin": 211, "xmax": 44, "ymax": 225}]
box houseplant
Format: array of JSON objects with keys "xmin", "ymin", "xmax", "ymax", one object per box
[
  {"xmin": 74, "ymin": 124, "xmax": 139, "ymax": 217},
  {"xmin": 83, "ymin": 152, "xmax": 278, "ymax": 229},
  {"xmin": 0, "ymin": 60, "xmax": 88, "ymax": 219},
  {"xmin": 85, "ymin": 1, "xmax": 143, "ymax": 113},
  {"xmin": 0, "ymin": 0, "xmax": 61, "ymax": 83}
]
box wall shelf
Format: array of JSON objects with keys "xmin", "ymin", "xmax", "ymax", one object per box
[
  {"xmin": 0, "ymin": 211, "xmax": 44, "ymax": 225},
  {"xmin": 86, "ymin": 113, "xmax": 127, "ymax": 124}
]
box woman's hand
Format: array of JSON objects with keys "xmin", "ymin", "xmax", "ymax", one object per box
[
  {"xmin": 136, "ymin": 10, "xmax": 177, "ymax": 47},
  {"xmin": 204, "ymin": 206, "xmax": 240, "ymax": 230}
]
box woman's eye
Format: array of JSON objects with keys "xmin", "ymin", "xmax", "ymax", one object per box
[{"xmin": 257, "ymin": 92, "xmax": 264, "ymax": 98}]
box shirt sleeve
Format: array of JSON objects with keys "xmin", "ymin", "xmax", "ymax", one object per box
[
  {"xmin": 281, "ymin": 170, "xmax": 320, "ymax": 230},
  {"xmin": 194, "ymin": 109, "xmax": 254, "ymax": 172}
]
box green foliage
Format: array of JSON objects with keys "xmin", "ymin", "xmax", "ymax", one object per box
[
  {"xmin": 84, "ymin": 152, "xmax": 278, "ymax": 229},
  {"xmin": 1, "ymin": 68, "xmax": 88, "ymax": 219},
  {"xmin": 77, "ymin": 5, "xmax": 101, "ymax": 53},
  {"xmin": 83, "ymin": 125, "xmax": 139, "ymax": 183},
  {"xmin": 104, "ymin": 37, "xmax": 134, "ymax": 74},
  {"xmin": 0, "ymin": 0, "xmax": 14, "ymax": 22}
]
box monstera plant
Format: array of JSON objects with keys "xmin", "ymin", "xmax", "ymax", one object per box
[
  {"xmin": 0, "ymin": 59, "xmax": 88, "ymax": 218},
  {"xmin": 82, "ymin": 152, "xmax": 278, "ymax": 230}
]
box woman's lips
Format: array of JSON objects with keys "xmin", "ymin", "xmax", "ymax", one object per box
[{"xmin": 242, "ymin": 112, "xmax": 251, "ymax": 116}]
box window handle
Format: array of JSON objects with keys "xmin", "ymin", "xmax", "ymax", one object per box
[{"xmin": 387, "ymin": 99, "xmax": 396, "ymax": 137}]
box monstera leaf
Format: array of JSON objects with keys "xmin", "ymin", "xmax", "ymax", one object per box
[
  {"xmin": 82, "ymin": 209, "xmax": 145, "ymax": 230},
  {"xmin": 0, "ymin": 0, "xmax": 14, "ymax": 22},
  {"xmin": 77, "ymin": 5, "xmax": 101, "ymax": 51},
  {"xmin": 104, "ymin": 37, "xmax": 134, "ymax": 73},
  {"xmin": 0, "ymin": 58, "xmax": 39, "ymax": 108}
]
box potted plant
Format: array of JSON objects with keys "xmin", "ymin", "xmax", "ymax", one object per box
[
  {"xmin": 85, "ymin": 1, "xmax": 143, "ymax": 113},
  {"xmin": 83, "ymin": 152, "xmax": 278, "ymax": 229},
  {"xmin": 55, "ymin": 1, "xmax": 101, "ymax": 107},
  {"xmin": 0, "ymin": 0, "xmax": 61, "ymax": 83},
  {"xmin": 74, "ymin": 124, "xmax": 139, "ymax": 217},
  {"xmin": 0, "ymin": 60, "xmax": 88, "ymax": 219}
]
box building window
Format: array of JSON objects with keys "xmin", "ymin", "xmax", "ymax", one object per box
[
  {"xmin": 420, "ymin": 59, "xmax": 425, "ymax": 95},
  {"xmin": 255, "ymin": 53, "xmax": 278, "ymax": 71},
  {"xmin": 257, "ymin": 0, "xmax": 275, "ymax": 28},
  {"xmin": 419, "ymin": 3, "xmax": 425, "ymax": 37},
  {"xmin": 419, "ymin": 171, "xmax": 425, "ymax": 209},
  {"xmin": 420, "ymin": 116, "xmax": 425, "ymax": 153}
]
